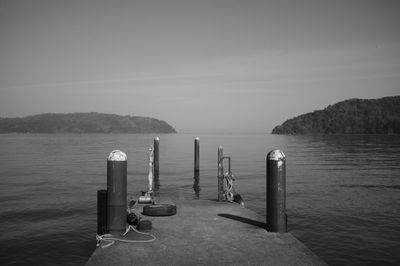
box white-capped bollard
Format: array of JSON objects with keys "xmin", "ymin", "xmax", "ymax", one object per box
[
  {"xmin": 266, "ymin": 149, "xmax": 287, "ymax": 233},
  {"xmin": 107, "ymin": 150, "xmax": 127, "ymax": 234}
]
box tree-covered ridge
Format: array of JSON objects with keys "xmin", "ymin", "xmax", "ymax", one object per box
[
  {"xmin": 0, "ymin": 112, "xmax": 177, "ymax": 133},
  {"xmin": 272, "ymin": 96, "xmax": 400, "ymax": 134}
]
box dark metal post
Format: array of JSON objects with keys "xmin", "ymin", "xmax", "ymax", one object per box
[
  {"xmin": 153, "ymin": 137, "xmax": 159, "ymax": 182},
  {"xmin": 97, "ymin": 189, "xmax": 107, "ymax": 235},
  {"xmin": 266, "ymin": 149, "xmax": 287, "ymax": 233},
  {"xmin": 217, "ymin": 146, "xmax": 224, "ymax": 201},
  {"xmin": 193, "ymin": 171, "xmax": 200, "ymax": 199},
  {"xmin": 194, "ymin": 137, "xmax": 200, "ymax": 173},
  {"xmin": 107, "ymin": 150, "xmax": 127, "ymax": 234}
]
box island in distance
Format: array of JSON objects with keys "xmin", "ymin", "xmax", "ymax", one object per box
[
  {"xmin": 0, "ymin": 112, "xmax": 177, "ymax": 134},
  {"xmin": 272, "ymin": 96, "xmax": 400, "ymax": 135}
]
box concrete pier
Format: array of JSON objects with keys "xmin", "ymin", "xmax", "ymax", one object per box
[{"xmin": 87, "ymin": 196, "xmax": 325, "ymax": 265}]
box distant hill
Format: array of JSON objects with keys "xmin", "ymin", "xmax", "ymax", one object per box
[
  {"xmin": 0, "ymin": 113, "xmax": 177, "ymax": 134},
  {"xmin": 272, "ymin": 96, "xmax": 400, "ymax": 134}
]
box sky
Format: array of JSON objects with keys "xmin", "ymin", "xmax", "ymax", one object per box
[{"xmin": 0, "ymin": 0, "xmax": 399, "ymax": 133}]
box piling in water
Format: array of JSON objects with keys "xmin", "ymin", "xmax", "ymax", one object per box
[
  {"xmin": 217, "ymin": 146, "xmax": 224, "ymax": 201},
  {"xmin": 266, "ymin": 149, "xmax": 287, "ymax": 233},
  {"xmin": 107, "ymin": 150, "xmax": 127, "ymax": 234},
  {"xmin": 153, "ymin": 137, "xmax": 159, "ymax": 182},
  {"xmin": 193, "ymin": 137, "xmax": 200, "ymax": 198},
  {"xmin": 193, "ymin": 171, "xmax": 200, "ymax": 198},
  {"xmin": 194, "ymin": 137, "xmax": 200, "ymax": 173}
]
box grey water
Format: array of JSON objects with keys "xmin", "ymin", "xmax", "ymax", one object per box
[{"xmin": 0, "ymin": 133, "xmax": 399, "ymax": 265}]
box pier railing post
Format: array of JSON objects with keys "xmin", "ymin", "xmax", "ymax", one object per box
[
  {"xmin": 218, "ymin": 146, "xmax": 224, "ymax": 201},
  {"xmin": 148, "ymin": 146, "xmax": 154, "ymax": 193},
  {"xmin": 194, "ymin": 137, "xmax": 200, "ymax": 173},
  {"xmin": 107, "ymin": 150, "xmax": 127, "ymax": 234},
  {"xmin": 266, "ymin": 149, "xmax": 287, "ymax": 233}
]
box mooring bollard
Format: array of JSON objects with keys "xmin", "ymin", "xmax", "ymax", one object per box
[
  {"xmin": 194, "ymin": 137, "xmax": 200, "ymax": 173},
  {"xmin": 153, "ymin": 137, "xmax": 159, "ymax": 182},
  {"xmin": 266, "ymin": 149, "xmax": 287, "ymax": 233},
  {"xmin": 97, "ymin": 189, "xmax": 107, "ymax": 235},
  {"xmin": 107, "ymin": 150, "xmax": 127, "ymax": 234},
  {"xmin": 217, "ymin": 146, "xmax": 224, "ymax": 201}
]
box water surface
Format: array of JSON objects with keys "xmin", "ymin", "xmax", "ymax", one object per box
[{"xmin": 0, "ymin": 133, "xmax": 399, "ymax": 265}]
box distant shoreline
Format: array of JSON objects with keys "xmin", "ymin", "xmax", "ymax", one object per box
[
  {"xmin": 0, "ymin": 112, "xmax": 177, "ymax": 134},
  {"xmin": 272, "ymin": 96, "xmax": 400, "ymax": 135}
]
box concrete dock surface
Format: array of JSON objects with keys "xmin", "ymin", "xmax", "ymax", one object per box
[{"xmin": 86, "ymin": 198, "xmax": 326, "ymax": 265}]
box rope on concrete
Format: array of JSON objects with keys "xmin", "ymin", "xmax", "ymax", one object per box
[{"xmin": 96, "ymin": 225, "xmax": 156, "ymax": 248}]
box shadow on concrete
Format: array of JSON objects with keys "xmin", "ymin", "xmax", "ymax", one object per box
[{"xmin": 218, "ymin": 213, "xmax": 267, "ymax": 229}]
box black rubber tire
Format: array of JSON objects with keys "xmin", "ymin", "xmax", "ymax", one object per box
[{"xmin": 142, "ymin": 204, "xmax": 177, "ymax": 216}]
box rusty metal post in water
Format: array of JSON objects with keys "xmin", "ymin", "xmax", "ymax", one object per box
[
  {"xmin": 217, "ymin": 146, "xmax": 224, "ymax": 201},
  {"xmin": 194, "ymin": 137, "xmax": 200, "ymax": 173},
  {"xmin": 266, "ymin": 149, "xmax": 287, "ymax": 233},
  {"xmin": 107, "ymin": 150, "xmax": 127, "ymax": 234}
]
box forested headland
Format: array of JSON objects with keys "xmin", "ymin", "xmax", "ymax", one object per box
[
  {"xmin": 0, "ymin": 113, "xmax": 177, "ymax": 134},
  {"xmin": 272, "ymin": 96, "xmax": 400, "ymax": 134}
]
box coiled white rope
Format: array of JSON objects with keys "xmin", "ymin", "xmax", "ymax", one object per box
[
  {"xmin": 96, "ymin": 225, "xmax": 156, "ymax": 248},
  {"xmin": 223, "ymin": 171, "xmax": 235, "ymax": 202}
]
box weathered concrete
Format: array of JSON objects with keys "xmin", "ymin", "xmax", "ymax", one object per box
[{"xmin": 86, "ymin": 198, "xmax": 326, "ymax": 266}]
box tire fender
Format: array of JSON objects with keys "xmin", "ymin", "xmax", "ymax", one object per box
[{"xmin": 143, "ymin": 204, "xmax": 177, "ymax": 216}]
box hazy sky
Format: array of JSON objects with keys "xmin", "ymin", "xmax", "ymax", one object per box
[{"xmin": 1, "ymin": 0, "xmax": 399, "ymax": 133}]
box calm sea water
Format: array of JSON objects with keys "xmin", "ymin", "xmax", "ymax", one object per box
[{"xmin": 0, "ymin": 133, "xmax": 399, "ymax": 265}]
